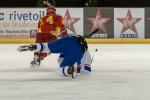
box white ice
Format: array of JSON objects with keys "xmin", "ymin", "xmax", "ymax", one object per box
[{"xmin": 0, "ymin": 44, "xmax": 150, "ymax": 100}]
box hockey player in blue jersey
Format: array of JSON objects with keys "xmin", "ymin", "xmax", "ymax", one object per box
[{"xmin": 18, "ymin": 35, "xmax": 92, "ymax": 77}]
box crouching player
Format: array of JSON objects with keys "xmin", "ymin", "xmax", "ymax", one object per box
[{"xmin": 18, "ymin": 35, "xmax": 92, "ymax": 77}]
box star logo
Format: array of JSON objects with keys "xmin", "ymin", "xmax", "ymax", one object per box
[
  {"xmin": 117, "ymin": 9, "xmax": 141, "ymax": 33},
  {"xmin": 64, "ymin": 9, "xmax": 80, "ymax": 33},
  {"xmin": 86, "ymin": 9, "xmax": 111, "ymax": 33}
]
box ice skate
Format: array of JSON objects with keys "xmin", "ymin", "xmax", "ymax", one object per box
[
  {"xmin": 30, "ymin": 58, "xmax": 41, "ymax": 67},
  {"xmin": 30, "ymin": 53, "xmax": 42, "ymax": 67},
  {"xmin": 18, "ymin": 44, "xmax": 37, "ymax": 52}
]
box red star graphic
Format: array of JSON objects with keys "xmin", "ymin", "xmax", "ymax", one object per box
[
  {"xmin": 87, "ymin": 9, "xmax": 111, "ymax": 33},
  {"xmin": 64, "ymin": 9, "xmax": 80, "ymax": 33},
  {"xmin": 117, "ymin": 9, "xmax": 141, "ymax": 33}
]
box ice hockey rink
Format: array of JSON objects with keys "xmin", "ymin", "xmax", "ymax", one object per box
[{"xmin": 0, "ymin": 44, "xmax": 150, "ymax": 100}]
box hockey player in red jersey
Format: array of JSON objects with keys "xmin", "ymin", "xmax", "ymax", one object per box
[{"xmin": 31, "ymin": 6, "xmax": 67, "ymax": 67}]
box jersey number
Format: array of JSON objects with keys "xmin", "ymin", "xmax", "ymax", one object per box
[{"xmin": 46, "ymin": 16, "xmax": 54, "ymax": 24}]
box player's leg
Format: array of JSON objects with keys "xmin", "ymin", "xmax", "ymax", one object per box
[
  {"xmin": 59, "ymin": 47, "xmax": 84, "ymax": 77},
  {"xmin": 31, "ymin": 33, "xmax": 57, "ymax": 67},
  {"xmin": 41, "ymin": 33, "xmax": 57, "ymax": 58},
  {"xmin": 31, "ymin": 38, "xmax": 66, "ymax": 54},
  {"xmin": 58, "ymin": 56, "xmax": 81, "ymax": 74},
  {"xmin": 57, "ymin": 54, "xmax": 78, "ymax": 77},
  {"xmin": 57, "ymin": 54, "xmax": 77, "ymax": 77},
  {"xmin": 31, "ymin": 33, "xmax": 46, "ymax": 67},
  {"xmin": 79, "ymin": 50, "xmax": 92, "ymax": 74},
  {"xmin": 59, "ymin": 58, "xmax": 78, "ymax": 77},
  {"xmin": 57, "ymin": 54, "xmax": 65, "ymax": 64}
]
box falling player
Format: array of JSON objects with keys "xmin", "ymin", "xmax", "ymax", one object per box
[
  {"xmin": 18, "ymin": 35, "xmax": 92, "ymax": 77},
  {"xmin": 32, "ymin": 6, "xmax": 67, "ymax": 67}
]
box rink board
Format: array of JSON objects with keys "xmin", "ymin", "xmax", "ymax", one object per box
[{"xmin": 1, "ymin": 38, "xmax": 150, "ymax": 43}]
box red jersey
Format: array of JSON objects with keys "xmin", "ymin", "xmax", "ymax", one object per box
[{"xmin": 38, "ymin": 14, "xmax": 67, "ymax": 37}]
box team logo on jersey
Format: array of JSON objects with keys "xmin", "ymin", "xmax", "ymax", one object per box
[
  {"xmin": 64, "ymin": 9, "xmax": 80, "ymax": 33},
  {"xmin": 117, "ymin": 9, "xmax": 141, "ymax": 38},
  {"xmin": 86, "ymin": 9, "xmax": 111, "ymax": 38}
]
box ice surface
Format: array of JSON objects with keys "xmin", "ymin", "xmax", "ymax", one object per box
[{"xmin": 0, "ymin": 44, "xmax": 150, "ymax": 100}]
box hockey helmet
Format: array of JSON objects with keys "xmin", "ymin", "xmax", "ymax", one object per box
[{"xmin": 47, "ymin": 6, "xmax": 56, "ymax": 14}]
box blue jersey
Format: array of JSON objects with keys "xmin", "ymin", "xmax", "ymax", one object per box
[{"xmin": 47, "ymin": 35, "xmax": 85, "ymax": 67}]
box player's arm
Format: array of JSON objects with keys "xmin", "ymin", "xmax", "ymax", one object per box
[
  {"xmin": 80, "ymin": 50, "xmax": 92, "ymax": 74},
  {"xmin": 55, "ymin": 16, "xmax": 67, "ymax": 37},
  {"xmin": 37, "ymin": 18, "xmax": 43, "ymax": 33}
]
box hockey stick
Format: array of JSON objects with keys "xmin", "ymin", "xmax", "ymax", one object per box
[
  {"xmin": 91, "ymin": 49, "xmax": 98, "ymax": 63},
  {"xmin": 86, "ymin": 28, "xmax": 99, "ymax": 37}
]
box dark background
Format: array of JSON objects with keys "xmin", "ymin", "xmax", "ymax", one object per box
[{"xmin": 0, "ymin": 0, "xmax": 150, "ymax": 7}]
